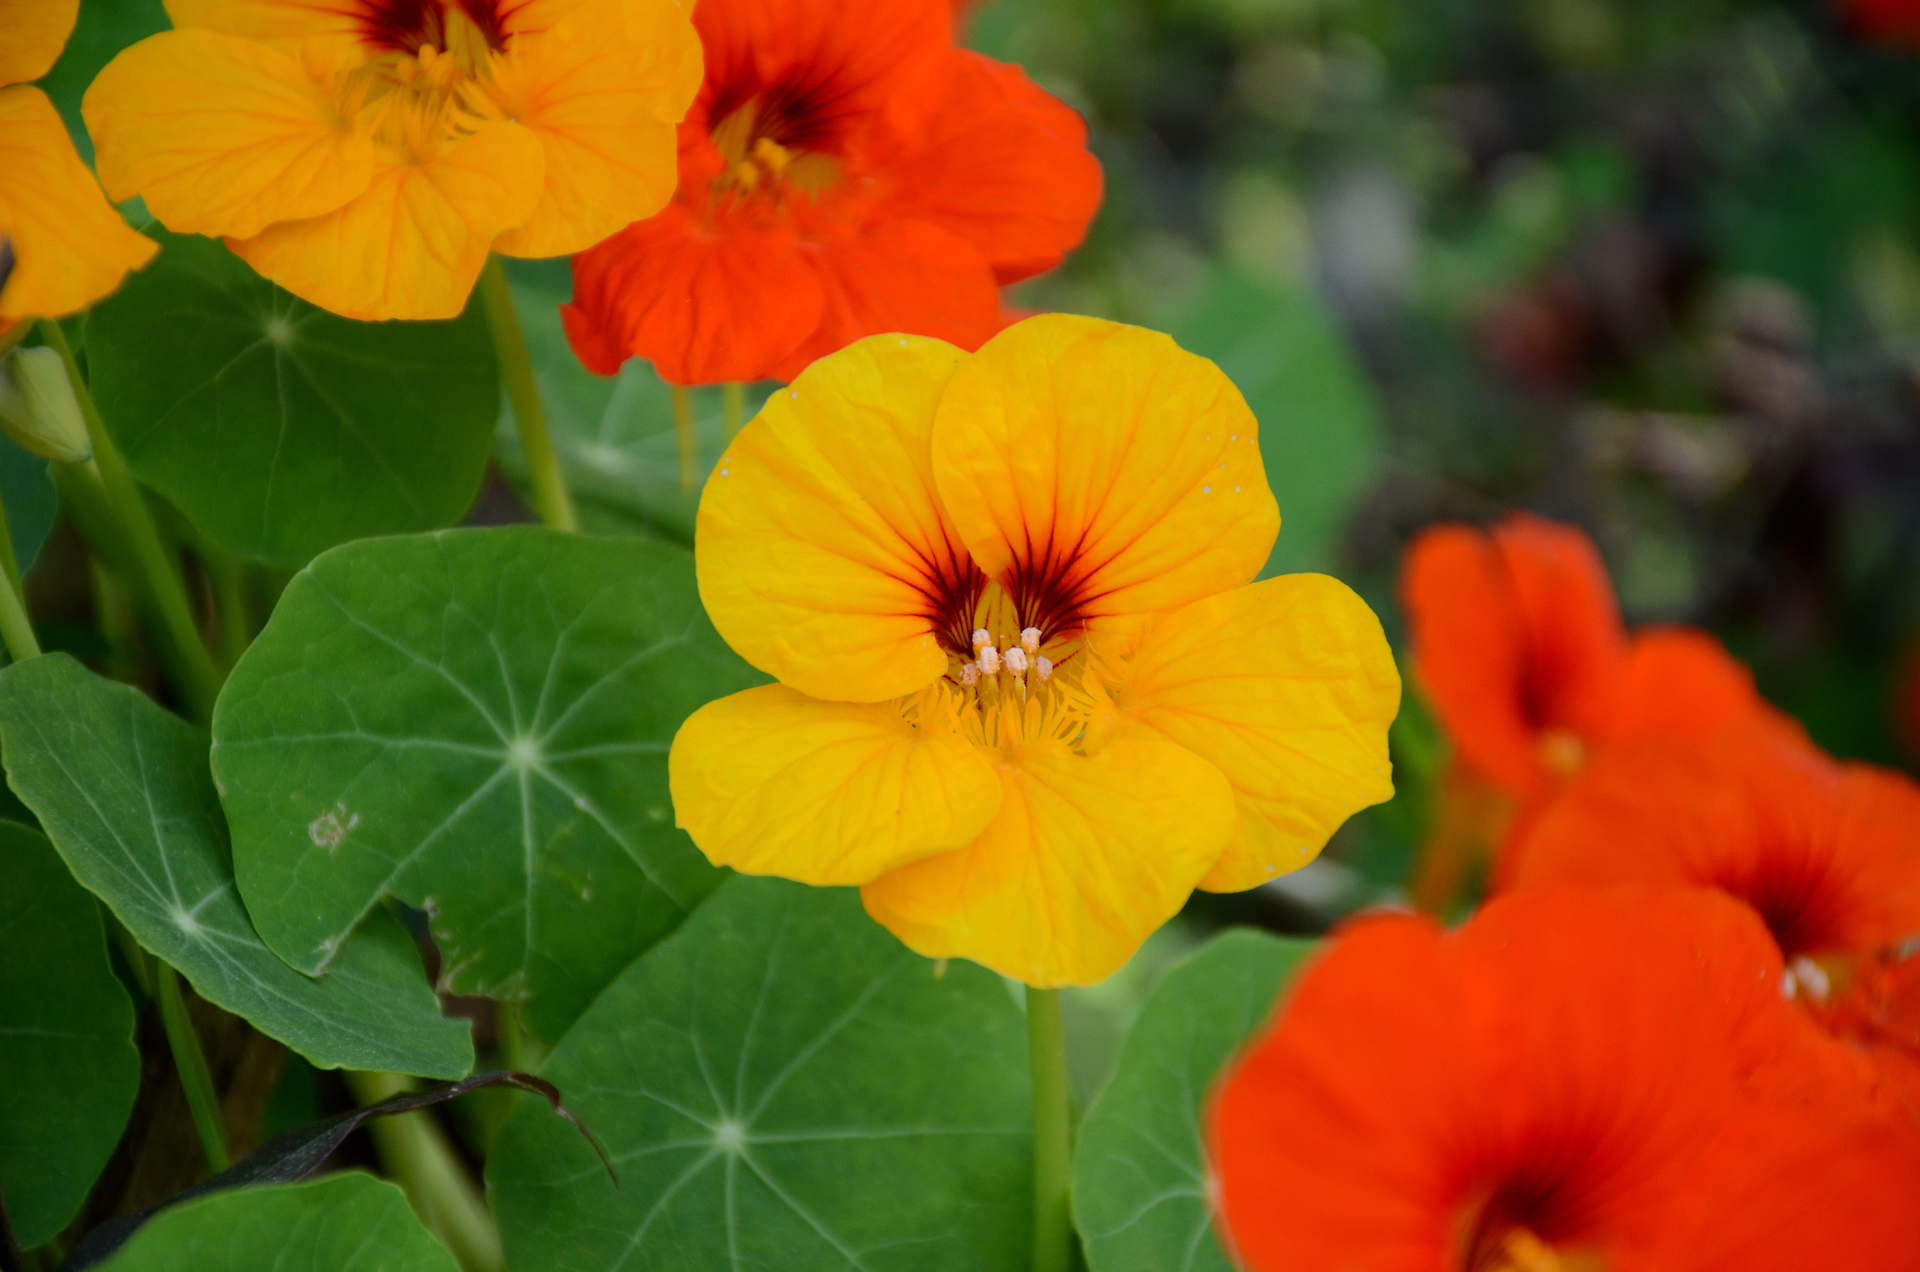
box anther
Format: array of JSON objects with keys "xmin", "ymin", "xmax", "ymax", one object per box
[
  {"xmin": 1004, "ymin": 646, "xmax": 1029, "ymax": 675},
  {"xmin": 1034, "ymin": 656, "xmax": 1053, "ymax": 681},
  {"xmin": 1020, "ymin": 627, "xmax": 1042, "ymax": 654},
  {"xmin": 958, "ymin": 662, "xmax": 979, "ymax": 686},
  {"xmin": 972, "ymin": 629, "xmax": 992, "ymax": 651},
  {"xmin": 977, "ymin": 645, "xmax": 1001, "ymax": 675}
]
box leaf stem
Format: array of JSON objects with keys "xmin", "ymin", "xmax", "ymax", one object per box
[
  {"xmin": 479, "ymin": 257, "xmax": 577, "ymax": 533},
  {"xmin": 345, "ymin": 1071, "xmax": 505, "ymax": 1272},
  {"xmin": 721, "ymin": 380, "xmax": 745, "ymax": 442},
  {"xmin": 197, "ymin": 536, "xmax": 253, "ymax": 668},
  {"xmin": 37, "ymin": 320, "xmax": 222, "ymax": 721},
  {"xmin": 1027, "ymin": 985, "xmax": 1073, "ymax": 1272},
  {"xmin": 155, "ymin": 961, "xmax": 230, "ymax": 1173},
  {"xmin": 671, "ymin": 385, "xmax": 695, "ymax": 492},
  {"xmin": 0, "ymin": 490, "xmax": 38, "ymax": 663}
]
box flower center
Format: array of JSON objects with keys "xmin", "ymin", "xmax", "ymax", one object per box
[
  {"xmin": 710, "ymin": 97, "xmax": 842, "ymax": 199},
  {"xmin": 334, "ymin": 6, "xmax": 504, "ymax": 164},
  {"xmin": 355, "ymin": 0, "xmax": 506, "ymax": 54}
]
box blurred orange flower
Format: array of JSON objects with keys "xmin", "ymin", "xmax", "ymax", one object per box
[
  {"xmin": 1211, "ymin": 886, "xmax": 1920, "ymax": 1272},
  {"xmin": 84, "ymin": 0, "xmax": 701, "ymax": 320},
  {"xmin": 562, "ymin": 0, "xmax": 1104, "ymax": 386},
  {"xmin": 0, "ymin": 0, "xmax": 156, "ymax": 327}
]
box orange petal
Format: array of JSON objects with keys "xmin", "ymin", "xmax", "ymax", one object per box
[
  {"xmin": 0, "ymin": 0, "xmax": 78, "ymax": 86},
  {"xmin": 227, "ymin": 121, "xmax": 543, "ymax": 320},
  {"xmin": 163, "ymin": 0, "xmax": 367, "ymax": 38},
  {"xmin": 859, "ymin": 722, "xmax": 1236, "ymax": 986},
  {"xmin": 668, "ymin": 683, "xmax": 1002, "ymax": 885},
  {"xmin": 769, "ymin": 219, "xmax": 1004, "ymax": 381},
  {"xmin": 1604, "ymin": 626, "xmax": 1799, "ymax": 748},
  {"xmin": 931, "ymin": 313, "xmax": 1279, "ymax": 638},
  {"xmin": 693, "ymin": 333, "xmax": 976, "ymax": 702},
  {"xmin": 85, "ymin": 30, "xmax": 376, "ymax": 242},
  {"xmin": 563, "ymin": 204, "xmax": 823, "ymax": 383},
  {"xmin": 486, "ymin": 0, "xmax": 701, "ymax": 258},
  {"xmin": 0, "ymin": 87, "xmax": 158, "ymax": 323},
  {"xmin": 1112, "ymin": 575, "xmax": 1400, "ymax": 892}
]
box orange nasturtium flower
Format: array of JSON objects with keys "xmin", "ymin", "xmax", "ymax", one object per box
[
  {"xmin": 0, "ymin": 0, "xmax": 157, "ymax": 329},
  {"xmin": 1210, "ymin": 886, "xmax": 1920, "ymax": 1272},
  {"xmin": 668, "ymin": 315, "xmax": 1400, "ymax": 986},
  {"xmin": 563, "ymin": 0, "xmax": 1104, "ymax": 386},
  {"xmin": 82, "ymin": 0, "xmax": 702, "ymax": 321}
]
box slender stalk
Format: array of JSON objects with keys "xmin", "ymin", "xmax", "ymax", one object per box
[
  {"xmin": 345, "ymin": 1072, "xmax": 504, "ymax": 1272},
  {"xmin": 478, "ymin": 257, "xmax": 577, "ymax": 533},
  {"xmin": 198, "ymin": 537, "xmax": 253, "ymax": 668},
  {"xmin": 38, "ymin": 321, "xmax": 221, "ymax": 721},
  {"xmin": 1026, "ymin": 986, "xmax": 1073, "ymax": 1272},
  {"xmin": 155, "ymin": 962, "xmax": 229, "ymax": 1173},
  {"xmin": 0, "ymin": 491, "xmax": 22, "ymax": 597},
  {"xmin": 721, "ymin": 381, "xmax": 745, "ymax": 442},
  {"xmin": 0, "ymin": 491, "xmax": 37, "ymax": 663},
  {"xmin": 671, "ymin": 385, "xmax": 695, "ymax": 493}
]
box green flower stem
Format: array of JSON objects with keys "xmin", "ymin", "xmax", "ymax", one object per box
[
  {"xmin": 722, "ymin": 380, "xmax": 746, "ymax": 442},
  {"xmin": 197, "ymin": 536, "xmax": 253, "ymax": 669},
  {"xmin": 345, "ymin": 1071, "xmax": 505, "ymax": 1272},
  {"xmin": 671, "ymin": 385, "xmax": 696, "ymax": 492},
  {"xmin": 0, "ymin": 493, "xmax": 38, "ymax": 664},
  {"xmin": 479, "ymin": 257, "xmax": 577, "ymax": 533},
  {"xmin": 38, "ymin": 320, "xmax": 222, "ymax": 722},
  {"xmin": 1027, "ymin": 985, "xmax": 1073, "ymax": 1272},
  {"xmin": 155, "ymin": 961, "xmax": 230, "ymax": 1174},
  {"xmin": 0, "ymin": 489, "xmax": 23, "ymax": 597}
]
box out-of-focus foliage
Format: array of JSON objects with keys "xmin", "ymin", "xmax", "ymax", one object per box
[{"xmin": 969, "ymin": 0, "xmax": 1920, "ymax": 917}]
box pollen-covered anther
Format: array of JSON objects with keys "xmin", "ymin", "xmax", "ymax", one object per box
[
  {"xmin": 1786, "ymin": 954, "xmax": 1831, "ymax": 1005},
  {"xmin": 1034, "ymin": 655, "xmax": 1053, "ymax": 682},
  {"xmin": 977, "ymin": 644, "xmax": 1002, "ymax": 675},
  {"xmin": 1004, "ymin": 646, "xmax": 1030, "ymax": 676},
  {"xmin": 1020, "ymin": 627, "xmax": 1042, "ymax": 655},
  {"xmin": 972, "ymin": 628, "xmax": 992, "ymax": 652},
  {"xmin": 958, "ymin": 662, "xmax": 979, "ymax": 686}
]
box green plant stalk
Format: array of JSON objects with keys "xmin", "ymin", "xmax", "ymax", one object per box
[
  {"xmin": 345, "ymin": 1071, "xmax": 505, "ymax": 1272},
  {"xmin": 155, "ymin": 962, "xmax": 230, "ymax": 1174},
  {"xmin": 671, "ymin": 385, "xmax": 695, "ymax": 492},
  {"xmin": 0, "ymin": 488, "xmax": 22, "ymax": 596},
  {"xmin": 1027, "ymin": 985, "xmax": 1073, "ymax": 1272},
  {"xmin": 38, "ymin": 320, "xmax": 222, "ymax": 721},
  {"xmin": 478, "ymin": 257, "xmax": 577, "ymax": 533},
  {"xmin": 721, "ymin": 380, "xmax": 745, "ymax": 442},
  {"xmin": 197, "ymin": 536, "xmax": 253, "ymax": 668},
  {"xmin": 0, "ymin": 491, "xmax": 38, "ymax": 663}
]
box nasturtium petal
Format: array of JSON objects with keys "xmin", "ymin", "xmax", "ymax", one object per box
[
  {"xmin": 0, "ymin": 822, "xmax": 140, "ymax": 1250},
  {"xmin": 0, "ymin": 0, "xmax": 78, "ymax": 86},
  {"xmin": 487, "ymin": 0, "xmax": 701, "ymax": 259},
  {"xmin": 163, "ymin": 0, "xmax": 366, "ymax": 38},
  {"xmin": 1114, "ymin": 575, "xmax": 1400, "ymax": 893},
  {"xmin": 1073, "ymin": 928, "xmax": 1314, "ymax": 1272},
  {"xmin": 84, "ymin": 30, "xmax": 375, "ymax": 242},
  {"xmin": 861, "ymin": 723, "xmax": 1237, "ymax": 987},
  {"xmin": 0, "ymin": 86, "xmax": 157, "ymax": 324},
  {"xmin": 228, "ymin": 121, "xmax": 543, "ymax": 322},
  {"xmin": 488, "ymin": 877, "xmax": 1032, "ymax": 1272},
  {"xmin": 670, "ymin": 683, "xmax": 1003, "ymax": 885},
  {"xmin": 696, "ymin": 333, "xmax": 974, "ymax": 703},
  {"xmin": 931, "ymin": 315, "xmax": 1278, "ymax": 629}
]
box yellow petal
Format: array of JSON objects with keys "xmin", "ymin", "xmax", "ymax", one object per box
[
  {"xmin": 860, "ymin": 723, "xmax": 1236, "ymax": 986},
  {"xmin": 163, "ymin": 0, "xmax": 365, "ymax": 39},
  {"xmin": 931, "ymin": 313, "xmax": 1279, "ymax": 636},
  {"xmin": 486, "ymin": 0, "xmax": 702, "ymax": 258},
  {"xmin": 85, "ymin": 31, "xmax": 376, "ymax": 242},
  {"xmin": 0, "ymin": 87, "xmax": 158, "ymax": 323},
  {"xmin": 669, "ymin": 683, "xmax": 1003, "ymax": 886},
  {"xmin": 0, "ymin": 0, "xmax": 78, "ymax": 86},
  {"xmin": 696, "ymin": 333, "xmax": 979, "ymax": 703},
  {"xmin": 227, "ymin": 120, "xmax": 543, "ymax": 320},
  {"xmin": 1112, "ymin": 575, "xmax": 1401, "ymax": 892}
]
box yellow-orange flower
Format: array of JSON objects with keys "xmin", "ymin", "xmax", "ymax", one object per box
[
  {"xmin": 82, "ymin": 0, "xmax": 702, "ymax": 321},
  {"xmin": 0, "ymin": 0, "xmax": 157, "ymax": 326},
  {"xmin": 669, "ymin": 315, "xmax": 1401, "ymax": 986}
]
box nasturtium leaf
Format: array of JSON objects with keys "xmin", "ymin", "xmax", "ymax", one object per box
[
  {"xmin": 84, "ymin": 230, "xmax": 498, "ymax": 567},
  {"xmin": 211, "ymin": 527, "xmax": 764, "ymax": 1041},
  {"xmin": 1170, "ymin": 268, "xmax": 1383, "ymax": 577},
  {"xmin": 1073, "ymin": 928, "xmax": 1316, "ymax": 1272},
  {"xmin": 488, "ymin": 877, "xmax": 1033, "ymax": 1272},
  {"xmin": 0, "ymin": 432, "xmax": 55, "ymax": 579},
  {"xmin": 490, "ymin": 264, "xmax": 757, "ymax": 543},
  {"xmin": 0, "ymin": 821, "xmax": 140, "ymax": 1249},
  {"xmin": 0, "ymin": 655, "xmax": 474, "ymax": 1079},
  {"xmin": 94, "ymin": 1173, "xmax": 459, "ymax": 1272}
]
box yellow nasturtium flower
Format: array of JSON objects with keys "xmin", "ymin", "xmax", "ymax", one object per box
[
  {"xmin": 670, "ymin": 314, "xmax": 1402, "ymax": 986},
  {"xmin": 82, "ymin": 0, "xmax": 703, "ymax": 321},
  {"xmin": 0, "ymin": 0, "xmax": 158, "ymax": 328}
]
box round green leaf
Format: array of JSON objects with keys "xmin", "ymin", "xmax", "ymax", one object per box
[
  {"xmin": 1073, "ymin": 928, "xmax": 1316, "ymax": 1272},
  {"xmin": 0, "ymin": 821, "xmax": 140, "ymax": 1248},
  {"xmin": 84, "ymin": 230, "xmax": 499, "ymax": 566},
  {"xmin": 488, "ymin": 877, "xmax": 1033, "ymax": 1272},
  {"xmin": 0, "ymin": 654, "xmax": 474, "ymax": 1079},
  {"xmin": 96, "ymin": 1172, "xmax": 459, "ymax": 1272},
  {"xmin": 211, "ymin": 526, "xmax": 763, "ymax": 1041}
]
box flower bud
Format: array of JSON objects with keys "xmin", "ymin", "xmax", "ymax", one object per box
[{"xmin": 0, "ymin": 346, "xmax": 91, "ymax": 463}]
